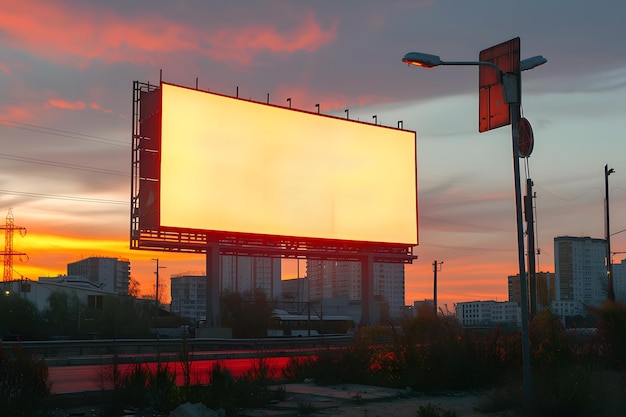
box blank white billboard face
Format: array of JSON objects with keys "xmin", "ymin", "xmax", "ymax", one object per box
[{"xmin": 159, "ymin": 83, "xmax": 417, "ymax": 246}]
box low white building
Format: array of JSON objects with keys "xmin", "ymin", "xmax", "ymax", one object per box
[
  {"xmin": 456, "ymin": 300, "xmax": 521, "ymax": 327},
  {"xmin": 2, "ymin": 277, "xmax": 116, "ymax": 313}
]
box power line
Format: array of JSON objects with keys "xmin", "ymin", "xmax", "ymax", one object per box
[
  {"xmin": 0, "ymin": 152, "xmax": 127, "ymax": 176},
  {"xmin": 0, "ymin": 189, "xmax": 128, "ymax": 205},
  {"xmin": 420, "ymin": 215, "xmax": 510, "ymax": 232},
  {"xmin": 0, "ymin": 118, "xmax": 128, "ymax": 148}
]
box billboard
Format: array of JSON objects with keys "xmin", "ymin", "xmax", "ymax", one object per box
[{"xmin": 131, "ymin": 82, "xmax": 418, "ymax": 259}]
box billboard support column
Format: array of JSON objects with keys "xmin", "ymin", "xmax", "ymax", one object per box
[
  {"xmin": 360, "ymin": 254, "xmax": 374, "ymax": 327},
  {"xmin": 205, "ymin": 242, "xmax": 221, "ymax": 327}
]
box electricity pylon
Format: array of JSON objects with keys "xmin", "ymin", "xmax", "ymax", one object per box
[{"xmin": 1, "ymin": 209, "xmax": 27, "ymax": 281}]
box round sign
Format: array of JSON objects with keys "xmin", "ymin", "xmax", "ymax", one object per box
[{"xmin": 518, "ymin": 117, "xmax": 534, "ymax": 158}]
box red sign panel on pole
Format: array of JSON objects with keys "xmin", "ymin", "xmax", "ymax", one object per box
[{"xmin": 479, "ymin": 37, "xmax": 520, "ymax": 132}]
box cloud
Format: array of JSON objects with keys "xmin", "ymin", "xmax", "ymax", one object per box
[
  {"xmin": 47, "ymin": 99, "xmax": 86, "ymax": 111},
  {"xmin": 0, "ymin": 105, "xmax": 33, "ymax": 122},
  {"xmin": 0, "ymin": 62, "xmax": 10, "ymax": 75},
  {"xmin": 89, "ymin": 102, "xmax": 112, "ymax": 113},
  {"xmin": 0, "ymin": 2, "xmax": 338, "ymax": 69}
]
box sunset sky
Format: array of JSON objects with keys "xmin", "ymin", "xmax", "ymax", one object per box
[{"xmin": 1, "ymin": 1, "xmax": 625, "ymax": 309}]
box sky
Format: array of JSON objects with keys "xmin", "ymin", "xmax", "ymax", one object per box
[{"xmin": 1, "ymin": 0, "xmax": 626, "ymax": 309}]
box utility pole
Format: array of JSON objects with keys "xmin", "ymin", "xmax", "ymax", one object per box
[
  {"xmin": 525, "ymin": 179, "xmax": 537, "ymax": 318},
  {"xmin": 605, "ymin": 164, "xmax": 615, "ymax": 302},
  {"xmin": 152, "ymin": 258, "xmax": 166, "ymax": 321},
  {"xmin": 433, "ymin": 260, "xmax": 443, "ymax": 315}
]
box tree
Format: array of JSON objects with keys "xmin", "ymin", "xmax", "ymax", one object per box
[
  {"xmin": 220, "ymin": 290, "xmax": 275, "ymax": 338},
  {"xmin": 90, "ymin": 295, "xmax": 152, "ymax": 339},
  {"xmin": 44, "ymin": 290, "xmax": 83, "ymax": 338},
  {"xmin": 128, "ymin": 276, "xmax": 141, "ymax": 297},
  {"xmin": 0, "ymin": 293, "xmax": 41, "ymax": 340}
]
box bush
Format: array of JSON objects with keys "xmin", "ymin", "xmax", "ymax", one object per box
[
  {"xmin": 399, "ymin": 312, "xmax": 501, "ymax": 391},
  {"xmin": 417, "ymin": 403, "xmax": 457, "ymax": 417},
  {"xmin": 0, "ymin": 343, "xmax": 51, "ymax": 417},
  {"xmin": 120, "ymin": 363, "xmax": 150, "ymax": 409},
  {"xmin": 282, "ymin": 356, "xmax": 317, "ymax": 381},
  {"xmin": 593, "ymin": 301, "xmax": 626, "ymax": 369},
  {"xmin": 147, "ymin": 363, "xmax": 179, "ymax": 412},
  {"xmin": 196, "ymin": 361, "xmax": 239, "ymax": 415},
  {"xmin": 235, "ymin": 357, "xmax": 280, "ymax": 408}
]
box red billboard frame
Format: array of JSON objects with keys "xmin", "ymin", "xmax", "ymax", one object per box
[{"xmin": 130, "ymin": 81, "xmax": 417, "ymax": 263}]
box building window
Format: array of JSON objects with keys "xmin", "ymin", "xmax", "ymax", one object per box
[{"xmin": 88, "ymin": 295, "xmax": 104, "ymax": 309}]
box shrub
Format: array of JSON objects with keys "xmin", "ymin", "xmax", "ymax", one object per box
[
  {"xmin": 0, "ymin": 343, "xmax": 51, "ymax": 417},
  {"xmin": 282, "ymin": 356, "xmax": 317, "ymax": 381},
  {"xmin": 147, "ymin": 363, "xmax": 179, "ymax": 412},
  {"xmin": 530, "ymin": 309, "xmax": 571, "ymax": 367},
  {"xmin": 399, "ymin": 312, "xmax": 495, "ymax": 391},
  {"xmin": 121, "ymin": 363, "xmax": 150, "ymax": 408},
  {"xmin": 417, "ymin": 403, "xmax": 457, "ymax": 417},
  {"xmin": 296, "ymin": 400, "xmax": 317, "ymax": 415},
  {"xmin": 593, "ymin": 301, "xmax": 626, "ymax": 369},
  {"xmin": 203, "ymin": 361, "xmax": 238, "ymax": 415},
  {"xmin": 235, "ymin": 356, "xmax": 278, "ymax": 408}
]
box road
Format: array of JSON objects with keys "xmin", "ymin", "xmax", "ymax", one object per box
[{"xmin": 48, "ymin": 356, "xmax": 294, "ymax": 394}]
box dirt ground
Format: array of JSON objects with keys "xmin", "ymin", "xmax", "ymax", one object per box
[
  {"xmin": 55, "ymin": 384, "xmax": 513, "ymax": 416},
  {"xmin": 238, "ymin": 384, "xmax": 514, "ymax": 417},
  {"xmin": 295, "ymin": 394, "xmax": 498, "ymax": 417}
]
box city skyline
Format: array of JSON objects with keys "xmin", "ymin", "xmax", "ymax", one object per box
[{"xmin": 1, "ymin": 1, "xmax": 626, "ymax": 308}]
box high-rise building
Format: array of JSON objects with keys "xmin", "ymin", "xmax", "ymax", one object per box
[
  {"xmin": 67, "ymin": 257, "xmax": 130, "ymax": 295},
  {"xmin": 170, "ymin": 256, "xmax": 281, "ymax": 321},
  {"xmin": 612, "ymin": 257, "xmax": 626, "ymax": 303},
  {"xmin": 170, "ymin": 274, "xmax": 205, "ymax": 321},
  {"xmin": 279, "ymin": 277, "xmax": 309, "ymax": 312},
  {"xmin": 306, "ymin": 260, "xmax": 405, "ymax": 317},
  {"xmin": 508, "ymin": 271, "xmax": 556, "ymax": 310},
  {"xmin": 220, "ymin": 255, "xmax": 281, "ymax": 300},
  {"xmin": 554, "ymin": 236, "xmax": 607, "ymax": 308}
]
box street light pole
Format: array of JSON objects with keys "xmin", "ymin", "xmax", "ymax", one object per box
[
  {"xmin": 402, "ymin": 45, "xmax": 545, "ymax": 410},
  {"xmin": 507, "ymin": 80, "xmax": 533, "ymax": 407},
  {"xmin": 605, "ymin": 164, "xmax": 616, "ymax": 302}
]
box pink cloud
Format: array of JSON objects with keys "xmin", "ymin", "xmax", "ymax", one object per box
[
  {"xmin": 0, "ymin": 3, "xmax": 338, "ymax": 68},
  {"xmin": 89, "ymin": 102, "xmax": 112, "ymax": 113},
  {"xmin": 47, "ymin": 99, "xmax": 86, "ymax": 111},
  {"xmin": 0, "ymin": 105, "xmax": 33, "ymax": 122},
  {"xmin": 0, "ymin": 62, "xmax": 11, "ymax": 75}
]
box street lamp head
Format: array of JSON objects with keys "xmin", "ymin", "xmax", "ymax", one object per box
[
  {"xmin": 520, "ymin": 55, "xmax": 547, "ymax": 71},
  {"xmin": 402, "ymin": 52, "xmax": 442, "ymax": 68}
]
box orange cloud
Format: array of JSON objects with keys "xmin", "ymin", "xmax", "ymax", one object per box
[
  {"xmin": 0, "ymin": 3, "xmax": 337, "ymax": 68},
  {"xmin": 0, "ymin": 105, "xmax": 33, "ymax": 122},
  {"xmin": 47, "ymin": 99, "xmax": 86, "ymax": 111},
  {"xmin": 0, "ymin": 62, "xmax": 10, "ymax": 75},
  {"xmin": 89, "ymin": 102, "xmax": 112, "ymax": 113},
  {"xmin": 215, "ymin": 13, "xmax": 338, "ymax": 58}
]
